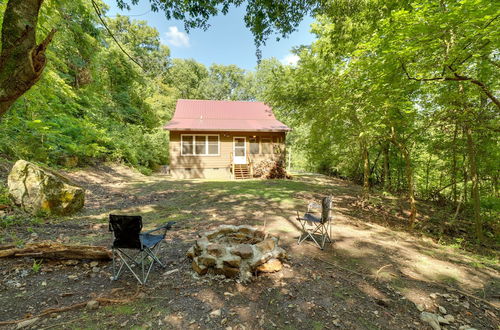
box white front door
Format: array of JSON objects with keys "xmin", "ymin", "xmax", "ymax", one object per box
[{"xmin": 233, "ymin": 137, "xmax": 247, "ymax": 164}]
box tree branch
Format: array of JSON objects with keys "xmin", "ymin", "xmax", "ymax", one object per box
[
  {"xmin": 91, "ymin": 0, "xmax": 144, "ymax": 71},
  {"xmin": 401, "ymin": 63, "xmax": 500, "ymax": 110}
]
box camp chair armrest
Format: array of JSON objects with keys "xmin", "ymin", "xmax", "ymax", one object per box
[{"xmin": 144, "ymin": 221, "xmax": 176, "ymax": 235}]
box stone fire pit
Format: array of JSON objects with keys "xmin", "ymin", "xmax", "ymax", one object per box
[{"xmin": 187, "ymin": 225, "xmax": 287, "ymax": 281}]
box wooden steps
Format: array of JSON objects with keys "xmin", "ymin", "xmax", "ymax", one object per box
[{"xmin": 233, "ymin": 164, "xmax": 251, "ymax": 179}]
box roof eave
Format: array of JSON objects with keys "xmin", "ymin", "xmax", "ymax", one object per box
[{"xmin": 163, "ymin": 127, "xmax": 291, "ymax": 132}]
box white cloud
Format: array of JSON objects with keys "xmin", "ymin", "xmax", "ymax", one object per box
[
  {"xmin": 281, "ymin": 53, "xmax": 300, "ymax": 66},
  {"xmin": 164, "ymin": 26, "xmax": 190, "ymax": 47}
]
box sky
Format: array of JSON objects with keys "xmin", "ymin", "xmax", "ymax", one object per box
[{"xmin": 104, "ymin": 0, "xmax": 316, "ymax": 71}]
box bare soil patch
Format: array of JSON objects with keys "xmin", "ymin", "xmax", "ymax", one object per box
[{"xmin": 0, "ymin": 164, "xmax": 498, "ymax": 329}]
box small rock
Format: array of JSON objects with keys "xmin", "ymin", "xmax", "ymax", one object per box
[
  {"xmin": 256, "ymin": 259, "xmax": 282, "ymax": 273},
  {"xmin": 444, "ymin": 314, "xmax": 455, "ymax": 323},
  {"xmin": 192, "ymin": 259, "xmax": 208, "ymax": 275},
  {"xmin": 438, "ymin": 305, "xmax": 447, "ymax": 314},
  {"xmin": 210, "ymin": 309, "xmax": 221, "ymax": 318},
  {"xmin": 420, "ymin": 312, "xmax": 441, "ymax": 330},
  {"xmin": 41, "ymin": 281, "xmax": 47, "ymax": 286},
  {"xmin": 92, "ymin": 267, "xmax": 100, "ymax": 273},
  {"xmin": 215, "ymin": 265, "xmax": 240, "ymax": 278},
  {"xmin": 90, "ymin": 261, "xmax": 99, "ymax": 268},
  {"xmin": 416, "ymin": 303, "xmax": 425, "ymax": 312},
  {"xmin": 207, "ymin": 244, "xmax": 225, "ymax": 257},
  {"xmin": 255, "ymin": 238, "xmax": 276, "ymax": 253},
  {"xmin": 430, "ymin": 293, "xmax": 438, "ymax": 299},
  {"xmin": 222, "ymin": 255, "xmax": 241, "ymax": 268},
  {"xmin": 224, "ymin": 292, "xmax": 234, "ymax": 297},
  {"xmin": 186, "ymin": 247, "xmax": 196, "ymax": 259},
  {"xmin": 67, "ymin": 275, "xmax": 78, "ymax": 280},
  {"xmin": 230, "ymin": 245, "xmax": 253, "ymax": 259},
  {"xmin": 86, "ymin": 300, "xmax": 99, "ymax": 310},
  {"xmin": 164, "ymin": 268, "xmax": 179, "ymax": 276},
  {"xmin": 16, "ymin": 317, "xmax": 39, "ymax": 329},
  {"xmin": 198, "ymin": 254, "xmax": 217, "ymax": 267},
  {"xmin": 332, "ymin": 319, "xmax": 341, "ymax": 327},
  {"xmin": 462, "ymin": 301, "xmax": 470, "ymax": 309},
  {"xmin": 437, "ymin": 316, "xmax": 449, "ymax": 325}
]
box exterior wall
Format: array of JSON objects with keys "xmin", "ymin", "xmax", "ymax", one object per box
[{"xmin": 169, "ymin": 130, "xmax": 286, "ymax": 179}]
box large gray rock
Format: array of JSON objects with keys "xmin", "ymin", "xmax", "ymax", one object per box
[{"xmin": 8, "ymin": 160, "xmax": 84, "ymax": 215}]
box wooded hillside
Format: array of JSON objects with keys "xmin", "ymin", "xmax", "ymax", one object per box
[{"xmin": 0, "ymin": 1, "xmax": 260, "ymax": 174}]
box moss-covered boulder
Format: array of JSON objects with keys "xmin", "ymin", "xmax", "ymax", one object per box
[{"xmin": 7, "ymin": 160, "xmax": 85, "ymax": 215}]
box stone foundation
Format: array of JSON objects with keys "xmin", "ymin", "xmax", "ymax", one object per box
[{"xmin": 187, "ymin": 225, "xmax": 287, "ymax": 281}]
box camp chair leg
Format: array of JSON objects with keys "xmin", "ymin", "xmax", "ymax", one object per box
[
  {"xmin": 112, "ymin": 249, "xmax": 145, "ymax": 284},
  {"xmin": 145, "ymin": 243, "xmax": 166, "ymax": 268},
  {"xmin": 297, "ymin": 220, "xmax": 307, "ymax": 244},
  {"xmin": 297, "ymin": 220, "xmax": 322, "ymax": 249},
  {"xmin": 111, "ymin": 241, "xmax": 167, "ymax": 285},
  {"xmin": 297, "ymin": 219, "xmax": 333, "ymax": 250}
]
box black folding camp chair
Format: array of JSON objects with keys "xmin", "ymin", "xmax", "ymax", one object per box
[
  {"xmin": 296, "ymin": 196, "xmax": 333, "ymax": 249},
  {"xmin": 109, "ymin": 214, "xmax": 175, "ymax": 285}
]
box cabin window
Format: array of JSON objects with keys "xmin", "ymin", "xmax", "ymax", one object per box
[
  {"xmin": 181, "ymin": 134, "xmax": 219, "ymax": 156},
  {"xmin": 249, "ymin": 137, "xmax": 259, "ymax": 154},
  {"xmin": 195, "ymin": 136, "xmax": 206, "ymax": 154},
  {"xmin": 208, "ymin": 136, "xmax": 219, "ymax": 155},
  {"xmin": 261, "ymin": 138, "xmax": 272, "ymax": 154},
  {"xmin": 182, "ymin": 135, "xmax": 194, "ymax": 155}
]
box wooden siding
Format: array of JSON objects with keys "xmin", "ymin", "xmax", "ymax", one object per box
[{"xmin": 169, "ymin": 131, "xmax": 286, "ymax": 172}]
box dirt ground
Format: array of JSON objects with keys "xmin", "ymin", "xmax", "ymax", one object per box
[{"xmin": 0, "ymin": 164, "xmax": 498, "ymax": 329}]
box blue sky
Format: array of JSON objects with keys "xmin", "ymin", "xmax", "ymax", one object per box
[{"xmin": 104, "ymin": 0, "xmax": 316, "ymax": 71}]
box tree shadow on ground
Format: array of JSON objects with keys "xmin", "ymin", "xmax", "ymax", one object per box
[{"xmin": 1, "ymin": 171, "xmax": 498, "ymax": 329}]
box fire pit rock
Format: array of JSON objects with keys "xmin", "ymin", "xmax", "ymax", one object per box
[{"xmin": 187, "ymin": 225, "xmax": 287, "ymax": 281}]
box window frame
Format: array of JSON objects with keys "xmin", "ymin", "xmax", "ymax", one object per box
[{"xmin": 181, "ymin": 134, "xmax": 220, "ymax": 156}]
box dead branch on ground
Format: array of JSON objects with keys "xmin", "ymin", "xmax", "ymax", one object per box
[{"xmin": 0, "ymin": 241, "xmax": 112, "ymax": 260}]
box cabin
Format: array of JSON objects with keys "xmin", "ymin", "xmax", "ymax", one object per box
[{"xmin": 164, "ymin": 99, "xmax": 290, "ymax": 179}]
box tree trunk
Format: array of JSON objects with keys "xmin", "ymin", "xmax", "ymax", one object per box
[
  {"xmin": 452, "ymin": 123, "xmax": 458, "ymax": 203},
  {"xmin": 0, "ymin": 242, "xmax": 111, "ymax": 260},
  {"xmin": 401, "ymin": 148, "xmax": 417, "ymax": 227},
  {"xmin": 425, "ymin": 153, "xmax": 431, "ymax": 196},
  {"xmin": 391, "ymin": 128, "xmax": 417, "ymax": 227},
  {"xmin": 383, "ymin": 143, "xmax": 390, "ymax": 191},
  {"xmin": 0, "ymin": 0, "xmax": 55, "ymax": 117},
  {"xmin": 465, "ymin": 125, "xmax": 482, "ymax": 241},
  {"xmin": 361, "ymin": 140, "xmax": 370, "ymax": 199},
  {"xmin": 463, "ymin": 150, "xmax": 468, "ymax": 203}
]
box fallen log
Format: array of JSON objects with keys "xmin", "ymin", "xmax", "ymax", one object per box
[{"xmin": 0, "ymin": 241, "xmax": 112, "ymax": 260}]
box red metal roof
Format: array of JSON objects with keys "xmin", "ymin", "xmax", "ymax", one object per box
[{"xmin": 164, "ymin": 99, "xmax": 291, "ymax": 132}]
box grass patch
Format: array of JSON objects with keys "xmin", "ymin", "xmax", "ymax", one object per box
[
  {"xmin": 390, "ymin": 277, "xmax": 407, "ymax": 291},
  {"xmin": 332, "ymin": 290, "xmax": 345, "ymax": 299},
  {"xmin": 434, "ymin": 274, "xmax": 459, "ymax": 285},
  {"xmin": 311, "ymin": 320, "xmax": 324, "ymax": 330},
  {"xmin": 103, "ymin": 304, "xmax": 135, "ymax": 315}
]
